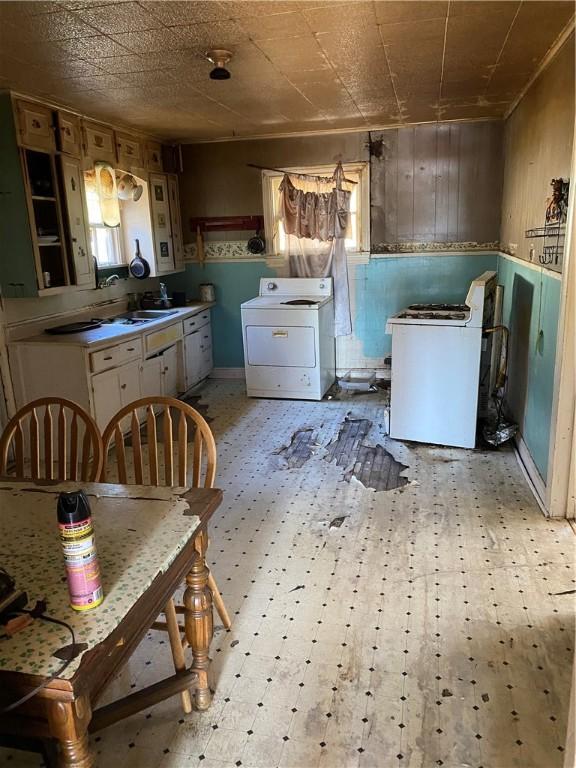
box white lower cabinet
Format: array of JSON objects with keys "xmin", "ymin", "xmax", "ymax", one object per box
[
  {"xmin": 160, "ymin": 344, "xmax": 179, "ymax": 397},
  {"xmin": 92, "ymin": 359, "xmax": 141, "ymax": 430},
  {"xmin": 184, "ymin": 331, "xmax": 202, "ymax": 389},
  {"xmin": 141, "ymin": 344, "xmax": 179, "ymax": 398},
  {"xmin": 10, "ymin": 310, "xmax": 212, "ymax": 433},
  {"xmin": 184, "ymin": 324, "xmax": 213, "ymax": 390},
  {"xmin": 140, "ymin": 356, "xmax": 162, "ymax": 399}
]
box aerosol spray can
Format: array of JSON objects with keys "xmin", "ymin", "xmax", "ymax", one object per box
[{"xmin": 57, "ymin": 490, "xmax": 104, "ymax": 611}]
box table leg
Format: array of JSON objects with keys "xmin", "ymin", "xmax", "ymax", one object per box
[
  {"xmin": 184, "ymin": 544, "xmax": 213, "ymax": 711},
  {"xmin": 46, "ymin": 698, "xmax": 93, "ymax": 768}
]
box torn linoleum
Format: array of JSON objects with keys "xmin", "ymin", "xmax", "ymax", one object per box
[
  {"xmin": 274, "ymin": 414, "xmax": 408, "ymax": 492},
  {"xmin": 325, "ymin": 416, "xmax": 408, "ymax": 492}
]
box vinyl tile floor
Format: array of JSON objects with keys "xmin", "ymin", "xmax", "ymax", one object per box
[{"xmin": 1, "ymin": 380, "xmax": 574, "ymax": 768}]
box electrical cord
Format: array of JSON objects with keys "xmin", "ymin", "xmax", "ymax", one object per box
[{"xmin": 0, "ymin": 602, "xmax": 78, "ymax": 714}]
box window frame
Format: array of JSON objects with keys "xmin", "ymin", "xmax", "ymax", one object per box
[{"xmin": 262, "ymin": 161, "xmax": 370, "ymax": 258}]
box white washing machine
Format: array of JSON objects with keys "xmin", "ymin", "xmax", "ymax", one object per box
[
  {"xmin": 241, "ymin": 278, "xmax": 336, "ymax": 400},
  {"xmin": 385, "ymin": 271, "xmax": 497, "ymax": 448}
]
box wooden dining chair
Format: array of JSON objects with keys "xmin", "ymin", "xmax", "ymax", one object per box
[
  {"xmin": 100, "ymin": 395, "xmax": 230, "ymax": 713},
  {"xmin": 0, "ymin": 397, "xmax": 103, "ymax": 482}
]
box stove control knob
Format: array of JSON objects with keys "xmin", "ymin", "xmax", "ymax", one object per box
[
  {"xmin": 267, "ymin": 282, "xmax": 277, "ymax": 290},
  {"xmin": 319, "ymin": 282, "xmax": 325, "ymax": 289}
]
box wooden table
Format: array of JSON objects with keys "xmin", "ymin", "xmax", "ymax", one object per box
[{"xmin": 0, "ymin": 481, "xmax": 222, "ymax": 767}]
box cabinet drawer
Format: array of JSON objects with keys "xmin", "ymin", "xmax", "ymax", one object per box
[
  {"xmin": 16, "ymin": 99, "xmax": 55, "ymax": 152},
  {"xmin": 90, "ymin": 338, "xmax": 142, "ymax": 373},
  {"xmin": 184, "ymin": 313, "xmax": 210, "ymax": 335},
  {"xmin": 144, "ymin": 322, "xmax": 182, "ymax": 355}
]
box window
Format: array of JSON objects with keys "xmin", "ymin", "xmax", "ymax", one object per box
[
  {"xmin": 84, "ymin": 171, "xmax": 123, "ymax": 267},
  {"xmin": 262, "ymin": 162, "xmax": 370, "ymax": 257}
]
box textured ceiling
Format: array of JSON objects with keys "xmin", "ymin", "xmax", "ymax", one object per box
[{"xmin": 0, "ymin": 0, "xmax": 574, "ymax": 141}]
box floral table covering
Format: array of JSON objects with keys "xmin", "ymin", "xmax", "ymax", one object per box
[{"xmin": 0, "ymin": 482, "xmax": 200, "ymax": 679}]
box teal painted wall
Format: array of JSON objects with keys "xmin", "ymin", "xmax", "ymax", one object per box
[
  {"xmin": 497, "ymin": 255, "xmax": 561, "ymax": 482},
  {"xmin": 165, "ymin": 261, "xmax": 275, "ymax": 368},
  {"xmin": 168, "ymin": 253, "xmax": 498, "ymax": 367},
  {"xmin": 168, "ymin": 252, "xmax": 561, "ymax": 485},
  {"xmin": 354, "ymin": 253, "xmax": 498, "ymax": 358}
]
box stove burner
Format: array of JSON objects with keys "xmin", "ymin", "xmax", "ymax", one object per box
[
  {"xmin": 281, "ymin": 299, "xmax": 319, "ymax": 306},
  {"xmin": 397, "ymin": 311, "xmax": 466, "ymax": 320},
  {"xmin": 408, "ymin": 303, "xmax": 469, "ymax": 312}
]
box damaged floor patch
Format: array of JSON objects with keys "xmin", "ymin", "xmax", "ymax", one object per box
[
  {"xmin": 274, "ymin": 428, "xmax": 317, "ymax": 468},
  {"xmin": 325, "ymin": 416, "xmax": 409, "ymax": 492},
  {"xmin": 344, "ymin": 442, "xmax": 409, "ymax": 492}
]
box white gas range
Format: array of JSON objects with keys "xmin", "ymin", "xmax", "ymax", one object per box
[
  {"xmin": 241, "ymin": 277, "xmax": 336, "ymax": 400},
  {"xmin": 385, "ymin": 271, "xmax": 497, "ymax": 448}
]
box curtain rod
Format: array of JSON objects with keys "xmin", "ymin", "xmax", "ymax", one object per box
[{"xmin": 246, "ymin": 163, "xmax": 358, "ymax": 184}]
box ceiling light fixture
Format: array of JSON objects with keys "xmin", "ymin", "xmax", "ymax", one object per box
[{"xmin": 206, "ymin": 49, "xmax": 233, "ymax": 80}]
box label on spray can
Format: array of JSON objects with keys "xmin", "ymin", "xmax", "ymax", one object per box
[{"xmin": 57, "ymin": 491, "xmax": 104, "ymax": 611}]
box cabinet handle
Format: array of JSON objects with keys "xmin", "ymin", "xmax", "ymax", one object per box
[
  {"xmin": 121, "ymin": 383, "xmax": 127, "ymax": 390},
  {"xmin": 164, "ymin": 366, "xmax": 169, "ymax": 372},
  {"xmin": 127, "ymin": 347, "xmax": 135, "ymax": 351},
  {"xmin": 104, "ymin": 355, "xmax": 113, "ymax": 360}
]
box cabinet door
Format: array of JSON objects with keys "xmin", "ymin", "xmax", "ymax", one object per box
[
  {"xmin": 185, "ymin": 331, "xmax": 203, "ymax": 390},
  {"xmin": 116, "ymin": 131, "xmax": 144, "ymax": 172},
  {"xmin": 60, "ymin": 156, "xmax": 93, "ymax": 286},
  {"xmin": 140, "ymin": 356, "xmax": 163, "ymax": 398},
  {"xmin": 199, "ymin": 324, "xmax": 213, "ymax": 380},
  {"xmin": 119, "ymin": 359, "xmax": 141, "ymax": 407},
  {"xmin": 167, "ymin": 174, "xmax": 184, "ymax": 272},
  {"xmin": 145, "ymin": 141, "xmax": 163, "ymax": 172},
  {"xmin": 82, "ymin": 120, "xmax": 116, "ymax": 166},
  {"xmin": 149, "ymin": 173, "xmax": 175, "ymax": 274},
  {"xmin": 57, "ymin": 111, "xmax": 82, "ymax": 157},
  {"xmin": 92, "ymin": 368, "xmax": 122, "ymax": 431},
  {"xmin": 15, "ymin": 100, "xmax": 55, "ymax": 152},
  {"xmin": 161, "ymin": 344, "xmax": 179, "ymax": 397}
]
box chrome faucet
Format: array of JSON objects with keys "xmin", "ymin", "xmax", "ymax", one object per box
[
  {"xmin": 99, "ymin": 274, "xmax": 120, "ymax": 288},
  {"xmin": 159, "ymin": 282, "xmax": 169, "ymax": 306}
]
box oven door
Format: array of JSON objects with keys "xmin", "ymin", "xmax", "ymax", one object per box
[{"xmin": 245, "ymin": 325, "xmax": 316, "ymax": 367}]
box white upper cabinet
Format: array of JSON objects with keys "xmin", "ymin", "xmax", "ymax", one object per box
[
  {"xmin": 167, "ymin": 173, "xmax": 184, "ymax": 272},
  {"xmin": 60, "ymin": 156, "xmax": 93, "ymax": 287},
  {"xmin": 116, "ymin": 131, "xmax": 145, "ymax": 173},
  {"xmin": 82, "ymin": 120, "xmax": 116, "ymax": 167},
  {"xmin": 56, "ymin": 111, "xmax": 82, "ymax": 158},
  {"xmin": 149, "ymin": 173, "xmax": 175, "ymax": 274},
  {"xmin": 15, "ymin": 99, "xmax": 55, "ymax": 152}
]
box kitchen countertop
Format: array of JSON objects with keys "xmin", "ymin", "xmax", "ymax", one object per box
[{"xmin": 12, "ymin": 302, "xmax": 215, "ymax": 350}]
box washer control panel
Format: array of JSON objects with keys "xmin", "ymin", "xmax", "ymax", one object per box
[{"xmin": 259, "ymin": 277, "xmax": 333, "ymax": 297}]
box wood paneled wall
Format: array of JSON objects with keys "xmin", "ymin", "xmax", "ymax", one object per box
[
  {"xmin": 370, "ymin": 121, "xmax": 503, "ymax": 249},
  {"xmin": 500, "ymin": 33, "xmax": 574, "ymax": 266}
]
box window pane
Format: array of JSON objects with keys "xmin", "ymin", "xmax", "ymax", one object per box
[{"xmin": 90, "ymin": 226, "xmax": 122, "ymax": 267}]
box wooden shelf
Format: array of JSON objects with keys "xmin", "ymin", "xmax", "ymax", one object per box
[
  {"xmin": 32, "ymin": 195, "xmax": 57, "ymax": 202},
  {"xmin": 38, "ymin": 241, "xmax": 61, "ymax": 246}
]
